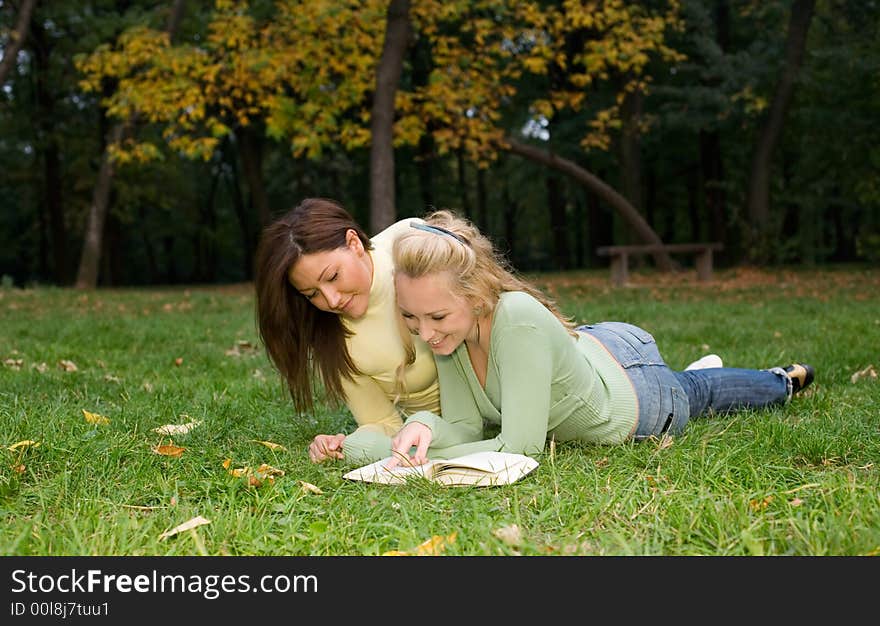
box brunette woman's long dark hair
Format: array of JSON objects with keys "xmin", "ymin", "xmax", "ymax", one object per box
[{"xmin": 254, "ymin": 198, "xmax": 372, "ymax": 413}]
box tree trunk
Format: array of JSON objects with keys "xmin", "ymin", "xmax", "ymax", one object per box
[
  {"xmin": 75, "ymin": 123, "xmax": 124, "ymax": 289},
  {"xmin": 224, "ymin": 138, "xmax": 254, "ymax": 280},
  {"xmin": 0, "ymin": 0, "xmax": 37, "ymax": 84},
  {"xmin": 75, "ymin": 0, "xmax": 187, "ymax": 289},
  {"xmin": 31, "ymin": 20, "xmax": 68, "ymax": 284},
  {"xmin": 745, "ymin": 0, "xmax": 815, "ymax": 263},
  {"xmin": 410, "ymin": 33, "xmax": 435, "ymax": 211},
  {"xmin": 236, "ymin": 124, "xmax": 270, "ymax": 229},
  {"xmin": 476, "ymin": 167, "xmax": 488, "ymax": 234},
  {"xmin": 501, "ymin": 176, "xmax": 517, "ymax": 266},
  {"xmin": 546, "ymin": 174, "xmax": 570, "ymax": 269},
  {"xmin": 619, "ymin": 87, "xmax": 645, "ymax": 237},
  {"xmin": 416, "ymin": 133, "xmax": 435, "ymax": 210},
  {"xmin": 456, "ymin": 148, "xmax": 472, "ymax": 219},
  {"xmin": 369, "ymin": 0, "xmax": 410, "ymax": 233},
  {"xmin": 504, "ymin": 137, "xmax": 673, "ymax": 270}
]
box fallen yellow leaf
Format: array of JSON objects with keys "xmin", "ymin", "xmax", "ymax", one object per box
[
  {"xmin": 255, "ymin": 463, "xmax": 284, "ymax": 477},
  {"xmin": 299, "ymin": 480, "xmax": 323, "ymax": 494},
  {"xmin": 158, "ymin": 515, "xmax": 211, "ymax": 540},
  {"xmin": 492, "ymin": 524, "xmax": 522, "ymax": 546},
  {"xmin": 851, "ymin": 364, "xmax": 877, "ymax": 383},
  {"xmin": 8, "ymin": 440, "xmax": 40, "ymax": 451},
  {"xmin": 152, "ymin": 444, "xmax": 186, "ymax": 457},
  {"xmin": 154, "ymin": 420, "xmax": 202, "ymax": 436},
  {"xmin": 82, "ymin": 409, "xmax": 109, "ymax": 425},
  {"xmin": 382, "ymin": 532, "xmax": 458, "ymax": 556},
  {"xmin": 252, "ymin": 440, "xmax": 286, "ymax": 451},
  {"xmin": 58, "ymin": 359, "xmax": 78, "ymax": 372}
]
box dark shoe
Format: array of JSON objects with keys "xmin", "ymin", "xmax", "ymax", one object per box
[{"xmin": 784, "ymin": 363, "xmax": 815, "ymax": 394}]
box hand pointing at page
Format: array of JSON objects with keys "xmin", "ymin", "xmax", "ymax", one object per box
[{"xmin": 385, "ymin": 422, "xmax": 433, "ymax": 470}]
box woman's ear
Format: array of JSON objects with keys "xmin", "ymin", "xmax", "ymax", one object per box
[{"xmin": 346, "ymin": 229, "xmax": 364, "ymax": 254}]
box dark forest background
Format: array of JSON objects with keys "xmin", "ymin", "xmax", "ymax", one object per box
[{"xmin": 1, "ymin": 0, "xmax": 878, "ymax": 288}]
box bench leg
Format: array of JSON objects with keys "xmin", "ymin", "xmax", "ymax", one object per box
[
  {"xmin": 695, "ymin": 250, "xmax": 713, "ymax": 282},
  {"xmin": 609, "ymin": 254, "xmax": 628, "ymax": 287}
]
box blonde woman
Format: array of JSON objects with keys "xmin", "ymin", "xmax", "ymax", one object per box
[{"xmin": 378, "ymin": 210, "xmax": 814, "ymax": 468}]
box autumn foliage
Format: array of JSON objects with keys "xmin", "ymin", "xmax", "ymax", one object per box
[{"xmin": 76, "ymin": 0, "xmax": 685, "ymax": 166}]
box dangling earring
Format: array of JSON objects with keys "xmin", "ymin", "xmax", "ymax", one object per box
[{"xmin": 473, "ymin": 307, "xmax": 483, "ymax": 344}]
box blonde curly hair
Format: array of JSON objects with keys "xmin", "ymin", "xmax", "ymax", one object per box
[{"xmin": 391, "ymin": 209, "xmax": 575, "ymax": 397}]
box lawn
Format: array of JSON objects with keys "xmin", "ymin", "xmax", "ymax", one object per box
[{"xmin": 1, "ymin": 266, "xmax": 878, "ymax": 556}]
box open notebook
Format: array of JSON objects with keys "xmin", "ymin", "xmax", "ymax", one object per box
[{"xmin": 343, "ymin": 450, "xmax": 538, "ymax": 487}]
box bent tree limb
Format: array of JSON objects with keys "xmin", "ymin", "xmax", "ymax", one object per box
[{"xmin": 503, "ymin": 136, "xmax": 674, "ymax": 271}]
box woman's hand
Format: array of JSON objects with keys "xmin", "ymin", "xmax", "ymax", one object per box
[
  {"xmin": 308, "ymin": 433, "xmax": 346, "ymax": 463},
  {"xmin": 385, "ymin": 422, "xmax": 433, "ymax": 469}
]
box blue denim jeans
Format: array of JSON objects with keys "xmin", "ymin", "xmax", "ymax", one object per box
[{"xmin": 575, "ymin": 322, "xmax": 790, "ymax": 440}]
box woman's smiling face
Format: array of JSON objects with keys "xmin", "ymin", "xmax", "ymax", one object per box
[
  {"xmin": 395, "ymin": 271, "xmax": 477, "ymax": 355},
  {"xmin": 287, "ymin": 229, "xmax": 373, "ymax": 319}
]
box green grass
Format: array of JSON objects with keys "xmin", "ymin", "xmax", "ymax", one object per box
[{"xmin": 1, "ymin": 266, "xmax": 878, "ymax": 556}]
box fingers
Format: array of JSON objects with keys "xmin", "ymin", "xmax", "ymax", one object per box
[
  {"xmin": 413, "ymin": 437, "xmax": 430, "ymax": 467},
  {"xmin": 308, "ymin": 434, "xmax": 345, "ymax": 464},
  {"xmin": 387, "ymin": 423, "xmax": 432, "ymax": 468},
  {"xmin": 383, "ymin": 449, "xmax": 405, "ymax": 470}
]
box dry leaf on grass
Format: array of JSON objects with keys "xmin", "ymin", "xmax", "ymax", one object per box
[
  {"xmin": 82, "ymin": 409, "xmax": 109, "ymax": 425},
  {"xmin": 492, "ymin": 524, "xmax": 522, "ymax": 547},
  {"xmin": 8, "ymin": 440, "xmax": 40, "ymax": 451},
  {"xmin": 152, "ymin": 444, "xmax": 186, "ymax": 457},
  {"xmin": 58, "ymin": 359, "xmax": 78, "ymax": 372},
  {"xmin": 225, "ymin": 340, "xmax": 259, "ymax": 357},
  {"xmin": 299, "ymin": 481, "xmax": 323, "ymax": 495},
  {"xmin": 382, "ymin": 532, "xmax": 457, "ymax": 556},
  {"xmin": 749, "ymin": 495, "xmax": 773, "ymax": 511},
  {"xmin": 851, "ymin": 365, "xmax": 877, "ymax": 383},
  {"xmin": 154, "ymin": 419, "xmax": 202, "ymax": 436},
  {"xmin": 252, "ymin": 440, "xmax": 286, "ymax": 451},
  {"xmin": 222, "ymin": 459, "xmax": 284, "ymax": 487},
  {"xmin": 3, "ymin": 358, "xmax": 23, "ymax": 370},
  {"xmin": 158, "ymin": 515, "xmax": 211, "ymax": 540}
]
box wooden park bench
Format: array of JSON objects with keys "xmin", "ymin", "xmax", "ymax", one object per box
[{"xmin": 596, "ymin": 242, "xmax": 723, "ymax": 287}]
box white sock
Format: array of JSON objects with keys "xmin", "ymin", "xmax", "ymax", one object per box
[{"xmin": 685, "ymin": 354, "xmax": 723, "ymax": 371}]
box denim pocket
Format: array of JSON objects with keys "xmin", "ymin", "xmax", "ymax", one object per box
[
  {"xmin": 590, "ymin": 322, "xmax": 659, "ymax": 368},
  {"xmin": 632, "ymin": 372, "xmax": 691, "ymax": 440}
]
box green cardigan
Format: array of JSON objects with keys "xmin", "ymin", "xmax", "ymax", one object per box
[{"xmin": 343, "ymin": 291, "xmax": 638, "ymax": 463}]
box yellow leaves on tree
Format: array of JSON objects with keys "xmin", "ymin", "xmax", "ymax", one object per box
[{"xmin": 75, "ymin": 0, "xmax": 685, "ymax": 166}]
